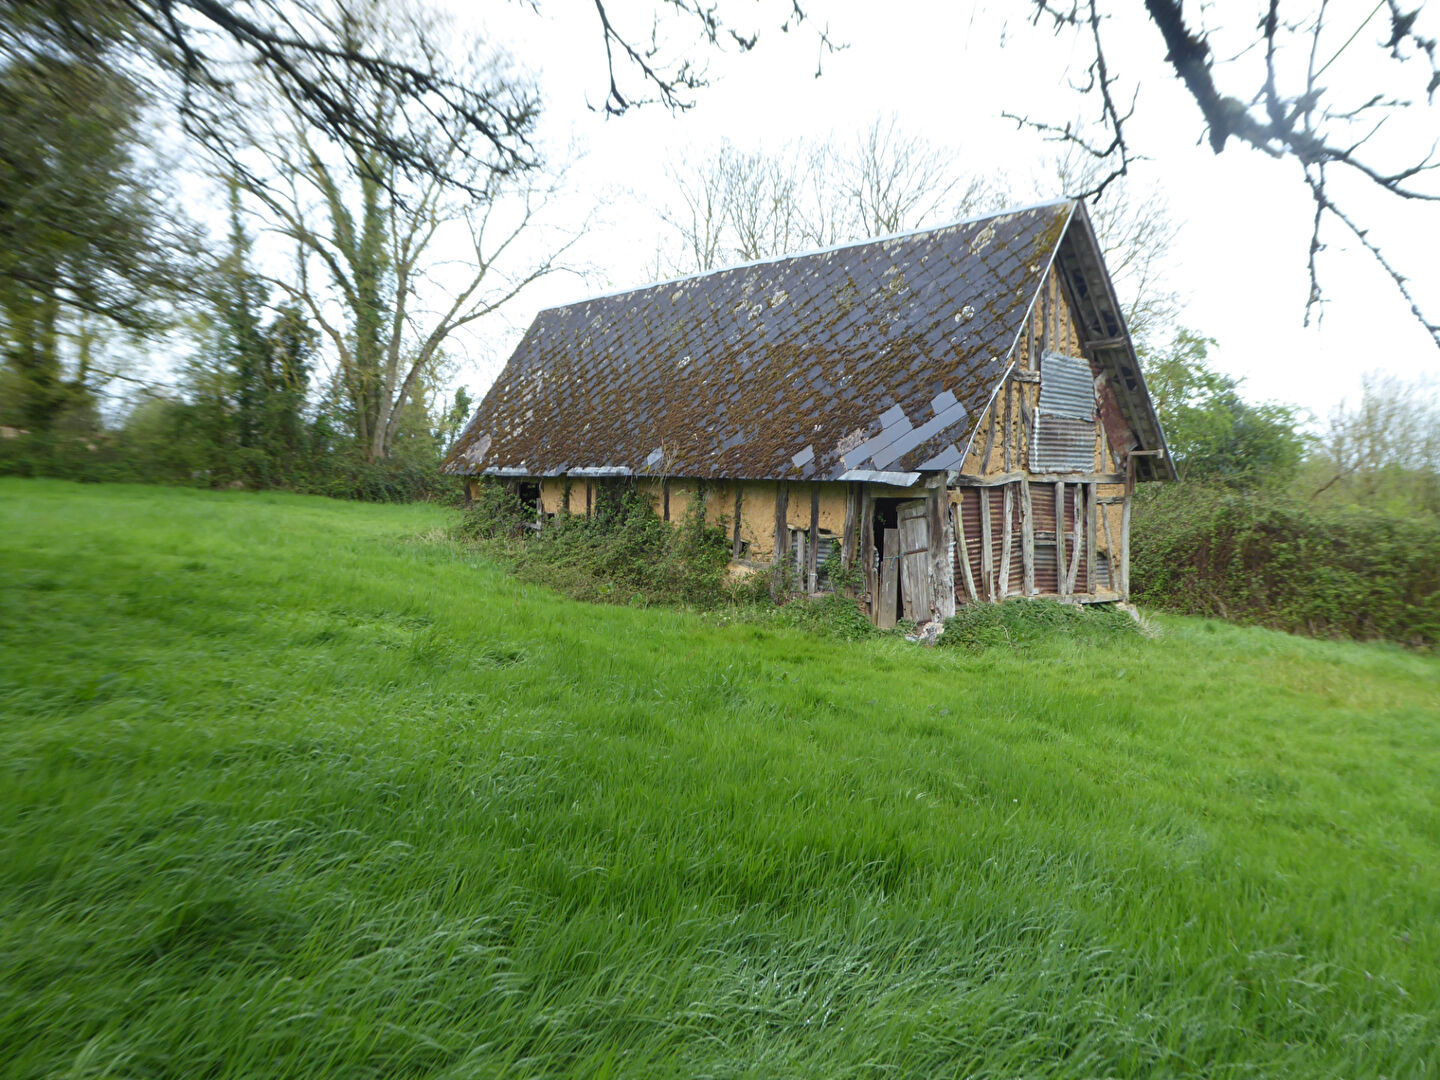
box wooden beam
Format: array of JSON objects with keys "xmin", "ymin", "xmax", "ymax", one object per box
[
  {"xmin": 1002, "ymin": 378, "xmax": 1013, "ymax": 472},
  {"xmin": 1120, "ymin": 493, "xmax": 1132, "ymax": 601},
  {"xmin": 1054, "ymin": 481, "xmax": 1067, "ymax": 597},
  {"xmin": 1100, "ymin": 496, "xmax": 1116, "ymax": 591},
  {"xmin": 1020, "ymin": 478, "xmax": 1035, "ymax": 596},
  {"xmin": 980, "ymin": 488, "xmax": 995, "ymax": 602},
  {"xmin": 773, "ymin": 481, "xmax": 789, "ymax": 589},
  {"xmin": 732, "ymin": 484, "xmax": 744, "ymax": 560},
  {"xmin": 585, "ymin": 481, "xmax": 592, "ymax": 518},
  {"xmin": 952, "ymin": 471, "xmax": 1124, "ymax": 487},
  {"xmin": 999, "ymin": 484, "xmax": 1014, "ymax": 598},
  {"xmin": 930, "ymin": 488, "xmax": 956, "ymax": 620},
  {"xmin": 955, "ymin": 495, "xmax": 978, "ymax": 604},
  {"xmin": 808, "ymin": 483, "xmax": 820, "ymax": 592},
  {"xmin": 1085, "ymin": 481, "xmax": 1097, "ymax": 595},
  {"xmin": 662, "ymin": 478, "xmax": 670, "ymax": 522},
  {"xmin": 1067, "ymin": 483, "xmax": 1083, "ymax": 594},
  {"xmin": 841, "ymin": 483, "xmax": 857, "ymax": 577},
  {"xmin": 860, "ymin": 487, "xmax": 875, "ymax": 613},
  {"xmin": 877, "ymin": 527, "xmax": 899, "ymax": 628}
]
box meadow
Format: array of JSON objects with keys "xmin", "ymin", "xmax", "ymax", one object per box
[{"xmin": 2, "ymin": 479, "xmax": 1438, "ymax": 1078}]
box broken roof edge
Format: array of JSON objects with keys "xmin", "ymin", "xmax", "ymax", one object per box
[
  {"xmin": 536, "ymin": 197, "xmax": 1079, "ymax": 314},
  {"xmin": 450, "ymin": 464, "xmax": 940, "ymax": 486},
  {"xmin": 1063, "ymin": 202, "xmax": 1178, "ymax": 482}
]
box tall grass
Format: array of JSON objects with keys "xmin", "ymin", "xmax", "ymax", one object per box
[{"xmin": 3, "ymin": 479, "xmax": 1439, "ymax": 1077}]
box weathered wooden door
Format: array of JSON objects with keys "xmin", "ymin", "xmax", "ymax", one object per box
[
  {"xmin": 897, "ymin": 499, "xmax": 932, "ymax": 621},
  {"xmin": 877, "ymin": 527, "xmax": 900, "ymax": 628}
]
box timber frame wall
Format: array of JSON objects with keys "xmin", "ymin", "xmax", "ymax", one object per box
[{"xmin": 467, "ymin": 268, "xmax": 1144, "ymax": 624}]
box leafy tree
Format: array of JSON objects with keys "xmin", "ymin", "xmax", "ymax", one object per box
[
  {"xmin": 1142, "ymin": 329, "xmax": 1304, "ymax": 486},
  {"xmin": 0, "ymin": 51, "xmax": 189, "ymax": 431}
]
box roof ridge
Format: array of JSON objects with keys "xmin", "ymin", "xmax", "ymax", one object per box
[{"xmin": 540, "ymin": 197, "xmax": 1078, "ymax": 313}]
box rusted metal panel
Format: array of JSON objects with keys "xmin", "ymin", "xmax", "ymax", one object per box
[{"xmin": 442, "ymin": 202, "xmax": 1076, "ymax": 481}]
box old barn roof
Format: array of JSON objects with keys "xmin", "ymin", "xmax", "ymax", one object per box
[{"xmin": 442, "ymin": 199, "xmax": 1171, "ymax": 483}]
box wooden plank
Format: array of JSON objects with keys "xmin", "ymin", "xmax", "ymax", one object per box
[
  {"xmin": 1020, "ymin": 478, "xmax": 1035, "ymax": 596},
  {"xmin": 1018, "ymin": 390, "xmax": 1034, "ymax": 469},
  {"xmin": 1120, "ymin": 493, "xmax": 1132, "ymax": 601},
  {"xmin": 860, "ymin": 487, "xmax": 875, "ymax": 613},
  {"xmin": 979, "ymin": 405, "xmax": 997, "ymax": 473},
  {"xmin": 980, "ymin": 488, "xmax": 995, "ymax": 601},
  {"xmin": 897, "ymin": 499, "xmax": 931, "ymax": 621},
  {"xmin": 732, "ymin": 484, "xmax": 744, "ymax": 559},
  {"xmin": 772, "ymin": 481, "xmax": 789, "ymax": 597},
  {"xmin": 662, "ymin": 478, "xmax": 670, "ymax": 522},
  {"xmin": 930, "ymin": 488, "xmax": 956, "ymax": 620},
  {"xmin": 841, "ymin": 483, "xmax": 857, "ymax": 577},
  {"xmin": 1085, "ymin": 481, "xmax": 1097, "ymax": 594},
  {"xmin": 954, "ymin": 493, "xmax": 979, "ymax": 604},
  {"xmin": 878, "ymin": 527, "xmax": 900, "ymax": 628},
  {"xmin": 1054, "ymin": 481, "xmax": 1067, "ymax": 597},
  {"xmin": 585, "ymin": 481, "xmax": 592, "ymax": 518},
  {"xmin": 1002, "ymin": 378, "xmax": 1013, "ymax": 472},
  {"xmin": 808, "ymin": 484, "xmax": 820, "ymax": 592},
  {"xmin": 1100, "ymin": 496, "xmax": 1116, "ymax": 590},
  {"xmin": 999, "ymin": 484, "xmax": 1014, "ymax": 597},
  {"xmin": 1067, "ymin": 483, "xmax": 1083, "ymax": 595}
]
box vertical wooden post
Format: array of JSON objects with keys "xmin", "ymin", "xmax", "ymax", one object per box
[
  {"xmin": 999, "ymin": 484, "xmax": 1014, "ymax": 598},
  {"xmin": 1054, "ymin": 481, "xmax": 1067, "ymax": 597},
  {"xmin": 1002, "ymin": 378, "xmax": 1013, "ymax": 472},
  {"xmin": 585, "ymin": 481, "xmax": 592, "ymax": 519},
  {"xmin": 860, "ymin": 487, "xmax": 875, "ymax": 614},
  {"xmin": 662, "ymin": 478, "xmax": 670, "ymax": 522},
  {"xmin": 877, "ymin": 528, "xmax": 900, "ymax": 628},
  {"xmin": 980, "ymin": 488, "xmax": 994, "ymax": 602},
  {"xmin": 1084, "ymin": 482, "xmax": 1097, "ymax": 595},
  {"xmin": 928, "ymin": 486, "xmax": 956, "ymax": 620},
  {"xmin": 773, "ymin": 481, "xmax": 789, "ymax": 569},
  {"xmin": 1067, "ymin": 484, "xmax": 1083, "ymax": 595},
  {"xmin": 1121, "ymin": 493, "xmax": 1132, "ymax": 601},
  {"xmin": 841, "ymin": 483, "xmax": 857, "ymax": 576},
  {"xmin": 808, "ymin": 483, "xmax": 820, "ymax": 592},
  {"xmin": 732, "ymin": 484, "xmax": 744, "ymax": 559},
  {"xmin": 1020, "ymin": 478, "xmax": 1035, "ymax": 596},
  {"xmin": 955, "ymin": 493, "xmax": 978, "ymax": 604}
]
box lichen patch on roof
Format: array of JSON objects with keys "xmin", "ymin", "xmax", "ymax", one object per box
[{"xmin": 443, "ymin": 201, "xmax": 1076, "ymax": 481}]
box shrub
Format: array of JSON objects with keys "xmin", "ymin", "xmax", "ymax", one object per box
[
  {"xmin": 939, "ymin": 598, "xmax": 1141, "ymax": 653},
  {"xmin": 1131, "ymin": 485, "xmax": 1440, "ymax": 647}
]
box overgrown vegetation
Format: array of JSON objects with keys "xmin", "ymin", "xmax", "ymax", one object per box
[
  {"xmin": 4, "ymin": 480, "xmax": 1440, "ymax": 1078},
  {"xmin": 1132, "ymin": 485, "xmax": 1440, "ymax": 647},
  {"xmin": 940, "ymin": 597, "xmax": 1142, "ymax": 653},
  {"xmin": 453, "ymin": 479, "xmax": 878, "ymax": 637}
]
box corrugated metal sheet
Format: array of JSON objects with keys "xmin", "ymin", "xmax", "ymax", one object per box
[
  {"xmin": 1037, "ymin": 353, "xmax": 1095, "ymax": 420},
  {"xmin": 442, "ymin": 202, "xmax": 1077, "ymax": 481},
  {"xmin": 1032, "ymin": 415, "xmax": 1095, "ymax": 473}
]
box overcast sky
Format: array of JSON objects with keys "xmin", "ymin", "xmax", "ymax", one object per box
[{"xmin": 440, "ymin": 0, "xmax": 1439, "ymax": 424}]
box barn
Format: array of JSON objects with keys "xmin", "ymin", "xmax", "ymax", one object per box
[{"xmin": 441, "ymin": 199, "xmax": 1175, "ymax": 627}]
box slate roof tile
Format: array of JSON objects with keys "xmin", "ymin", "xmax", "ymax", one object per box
[{"xmin": 442, "ymin": 200, "xmax": 1075, "ymax": 480}]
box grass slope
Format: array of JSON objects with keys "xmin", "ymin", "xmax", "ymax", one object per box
[{"xmin": 2, "ymin": 479, "xmax": 1439, "ymax": 1079}]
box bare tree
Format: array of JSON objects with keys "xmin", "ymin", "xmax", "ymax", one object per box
[
  {"xmin": 1311, "ymin": 371, "xmax": 1440, "ymax": 512},
  {"xmin": 233, "ymin": 4, "xmax": 573, "ymax": 462},
  {"xmin": 1016, "ymin": 1, "xmax": 1440, "ymax": 349},
  {"xmin": 657, "ymin": 117, "xmax": 1004, "ymax": 274},
  {"xmin": 1043, "ymin": 145, "xmax": 1182, "ymax": 350}
]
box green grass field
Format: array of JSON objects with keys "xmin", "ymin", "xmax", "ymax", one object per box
[{"xmin": 3, "ymin": 479, "xmax": 1439, "ymax": 1078}]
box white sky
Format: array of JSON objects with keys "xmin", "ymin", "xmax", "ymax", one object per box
[{"xmin": 439, "ymin": 1, "xmax": 1440, "ymax": 424}]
